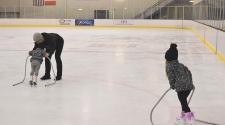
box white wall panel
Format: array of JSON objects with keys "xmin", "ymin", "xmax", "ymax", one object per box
[{"xmin": 0, "ymin": 0, "xmax": 159, "ymax": 18}]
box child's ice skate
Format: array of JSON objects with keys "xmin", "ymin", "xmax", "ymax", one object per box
[
  {"xmin": 184, "ymin": 112, "xmax": 195, "ymax": 125},
  {"xmin": 33, "ymin": 82, "xmax": 37, "ymax": 86},
  {"xmin": 175, "ymin": 112, "xmax": 185, "ymax": 125}
]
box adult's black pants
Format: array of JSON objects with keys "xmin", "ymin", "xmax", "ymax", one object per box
[{"xmin": 45, "ymin": 37, "xmax": 64, "ymax": 78}]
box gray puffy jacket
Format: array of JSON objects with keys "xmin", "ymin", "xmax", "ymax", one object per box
[
  {"xmin": 29, "ymin": 48, "xmax": 46, "ymax": 64},
  {"xmin": 166, "ymin": 60, "xmax": 194, "ymax": 92}
]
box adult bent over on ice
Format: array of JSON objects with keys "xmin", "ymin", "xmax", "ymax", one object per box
[{"xmin": 33, "ymin": 32, "xmax": 64, "ymax": 81}]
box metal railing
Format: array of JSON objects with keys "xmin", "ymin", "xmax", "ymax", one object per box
[
  {"xmin": 134, "ymin": 0, "xmax": 174, "ymax": 19},
  {"xmin": 193, "ymin": 0, "xmax": 225, "ymax": 31}
]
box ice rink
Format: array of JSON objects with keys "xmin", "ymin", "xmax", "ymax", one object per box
[{"xmin": 0, "ymin": 27, "xmax": 225, "ymax": 125}]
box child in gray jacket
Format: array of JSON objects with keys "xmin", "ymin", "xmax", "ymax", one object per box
[
  {"xmin": 29, "ymin": 47, "xmax": 48, "ymax": 86},
  {"xmin": 165, "ymin": 43, "xmax": 195, "ymax": 125}
]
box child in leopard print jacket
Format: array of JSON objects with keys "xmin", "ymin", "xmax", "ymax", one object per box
[{"xmin": 165, "ymin": 43, "xmax": 195, "ymax": 125}]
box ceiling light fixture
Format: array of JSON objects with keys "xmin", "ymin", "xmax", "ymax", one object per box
[{"xmin": 77, "ymin": 8, "xmax": 83, "ymax": 11}]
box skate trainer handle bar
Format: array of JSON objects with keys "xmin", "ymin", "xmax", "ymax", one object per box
[
  {"xmin": 150, "ymin": 87, "xmax": 220, "ymax": 125},
  {"xmin": 12, "ymin": 56, "xmax": 56, "ymax": 86}
]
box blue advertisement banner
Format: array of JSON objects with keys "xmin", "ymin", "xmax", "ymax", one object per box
[{"xmin": 75, "ymin": 19, "xmax": 94, "ymax": 26}]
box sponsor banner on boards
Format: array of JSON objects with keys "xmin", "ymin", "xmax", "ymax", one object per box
[
  {"xmin": 59, "ymin": 19, "xmax": 75, "ymax": 25},
  {"xmin": 113, "ymin": 20, "xmax": 133, "ymax": 26},
  {"xmin": 75, "ymin": 19, "xmax": 94, "ymax": 26}
]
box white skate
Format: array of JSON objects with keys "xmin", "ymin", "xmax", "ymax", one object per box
[{"xmin": 175, "ymin": 112, "xmax": 185, "ymax": 125}]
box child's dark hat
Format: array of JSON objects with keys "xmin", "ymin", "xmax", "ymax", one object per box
[{"xmin": 165, "ymin": 43, "xmax": 178, "ymax": 61}]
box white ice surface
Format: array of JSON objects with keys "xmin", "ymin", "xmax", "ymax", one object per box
[{"xmin": 0, "ymin": 27, "xmax": 225, "ymax": 125}]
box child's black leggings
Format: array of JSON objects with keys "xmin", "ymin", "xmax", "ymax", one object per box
[{"xmin": 177, "ymin": 90, "xmax": 192, "ymax": 113}]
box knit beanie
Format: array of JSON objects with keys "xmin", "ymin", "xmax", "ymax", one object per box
[
  {"xmin": 33, "ymin": 33, "xmax": 44, "ymax": 44},
  {"xmin": 165, "ymin": 43, "xmax": 178, "ymax": 61}
]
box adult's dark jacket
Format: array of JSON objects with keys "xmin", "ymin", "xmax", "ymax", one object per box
[{"xmin": 33, "ymin": 33, "xmax": 62, "ymax": 53}]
